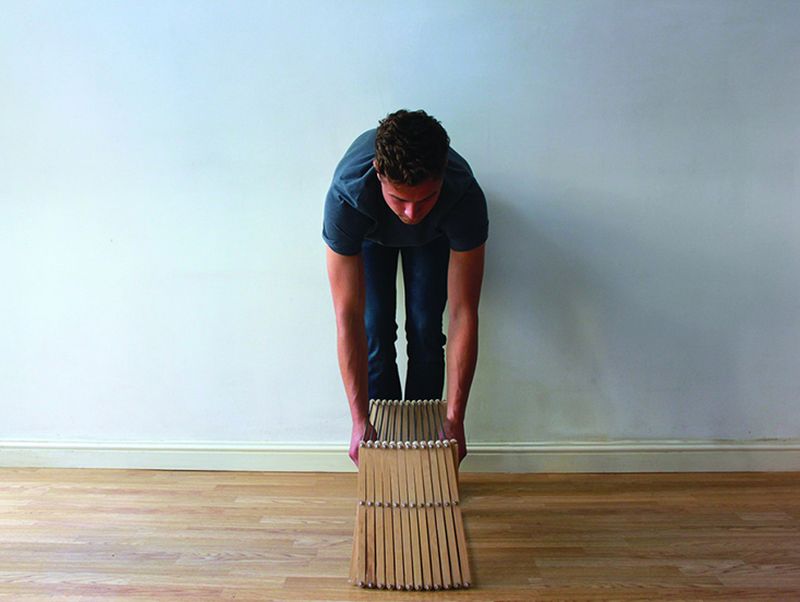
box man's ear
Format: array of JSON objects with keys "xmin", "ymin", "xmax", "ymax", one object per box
[{"xmin": 372, "ymin": 159, "xmax": 382, "ymax": 178}]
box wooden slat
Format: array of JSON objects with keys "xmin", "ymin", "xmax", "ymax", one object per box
[
  {"xmin": 424, "ymin": 401, "xmax": 435, "ymax": 441},
  {"xmin": 406, "ymin": 444, "xmax": 423, "ymax": 590},
  {"xmin": 375, "ymin": 401, "xmax": 384, "ymax": 441},
  {"xmin": 445, "ymin": 440, "xmax": 471, "ymax": 586},
  {"xmin": 355, "ymin": 445, "xmax": 368, "ymax": 586},
  {"xmin": 393, "ymin": 401, "xmax": 403, "ymax": 443},
  {"xmin": 419, "ymin": 441, "xmax": 443, "ymax": 589},
  {"xmin": 428, "ymin": 441, "xmax": 452, "ymax": 589},
  {"xmin": 400, "ymin": 400, "xmax": 409, "ymax": 442},
  {"xmin": 436, "ymin": 443, "xmax": 462, "ymax": 587},
  {"xmin": 412, "ymin": 443, "xmax": 433, "ymax": 589},
  {"xmin": 365, "ymin": 446, "xmax": 375, "ymax": 587},
  {"xmin": 388, "ymin": 444, "xmax": 404, "ymax": 589},
  {"xmin": 396, "ymin": 442, "xmax": 413, "ymax": 590},
  {"xmin": 368, "ymin": 400, "xmax": 378, "ymax": 436},
  {"xmin": 374, "ymin": 445, "xmax": 385, "ymax": 588},
  {"xmin": 349, "ymin": 445, "xmax": 364, "ymax": 584},
  {"xmin": 381, "ymin": 445, "xmax": 395, "ymax": 589}
]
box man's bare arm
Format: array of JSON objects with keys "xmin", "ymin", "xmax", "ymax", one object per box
[
  {"xmin": 445, "ymin": 243, "xmax": 485, "ymax": 463},
  {"xmin": 325, "ymin": 246, "xmax": 371, "ymax": 465}
]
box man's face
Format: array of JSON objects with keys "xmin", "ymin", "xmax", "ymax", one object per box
[{"xmin": 374, "ymin": 161, "xmax": 443, "ymax": 225}]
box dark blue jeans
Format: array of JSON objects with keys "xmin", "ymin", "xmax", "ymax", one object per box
[{"xmin": 362, "ymin": 236, "xmax": 450, "ymax": 401}]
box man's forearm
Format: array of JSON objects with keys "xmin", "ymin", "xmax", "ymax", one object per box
[
  {"xmin": 336, "ymin": 315, "xmax": 370, "ymax": 425},
  {"xmin": 445, "ymin": 311, "xmax": 478, "ymax": 422}
]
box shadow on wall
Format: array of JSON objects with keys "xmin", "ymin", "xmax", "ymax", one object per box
[{"xmin": 469, "ymin": 183, "xmax": 750, "ymax": 444}]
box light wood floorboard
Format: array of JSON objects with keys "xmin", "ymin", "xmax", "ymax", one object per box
[{"xmin": 0, "ymin": 469, "xmax": 798, "ymax": 601}]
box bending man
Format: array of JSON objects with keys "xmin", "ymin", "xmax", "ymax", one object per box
[{"xmin": 323, "ymin": 109, "xmax": 488, "ymax": 466}]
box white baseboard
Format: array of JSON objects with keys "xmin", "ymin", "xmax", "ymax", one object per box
[{"xmin": 1, "ymin": 439, "xmax": 799, "ymax": 472}]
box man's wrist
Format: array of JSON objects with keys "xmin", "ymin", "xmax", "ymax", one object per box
[
  {"xmin": 351, "ymin": 409, "xmax": 369, "ymax": 429},
  {"xmin": 446, "ymin": 403, "xmax": 465, "ymax": 423}
]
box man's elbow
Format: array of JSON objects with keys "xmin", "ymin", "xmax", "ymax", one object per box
[
  {"xmin": 335, "ymin": 309, "xmax": 365, "ymax": 334},
  {"xmin": 449, "ymin": 305, "xmax": 479, "ymax": 330}
]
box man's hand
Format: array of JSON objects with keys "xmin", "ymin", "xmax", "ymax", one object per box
[
  {"xmin": 443, "ymin": 416, "xmax": 467, "ymax": 466},
  {"xmin": 349, "ymin": 419, "xmax": 378, "ymax": 467}
]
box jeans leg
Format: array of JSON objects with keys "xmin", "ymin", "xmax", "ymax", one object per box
[
  {"xmin": 400, "ymin": 235, "xmax": 450, "ymax": 400},
  {"xmin": 362, "ymin": 240, "xmax": 402, "ymax": 401}
]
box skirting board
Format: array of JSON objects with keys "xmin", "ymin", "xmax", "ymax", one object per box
[{"xmin": 1, "ymin": 439, "xmax": 799, "ymax": 472}]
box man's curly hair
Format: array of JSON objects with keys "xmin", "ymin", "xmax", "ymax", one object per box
[{"xmin": 374, "ymin": 109, "xmax": 450, "ymax": 186}]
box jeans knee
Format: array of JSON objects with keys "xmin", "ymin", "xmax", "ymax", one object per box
[
  {"xmin": 366, "ymin": 317, "xmax": 398, "ymax": 359},
  {"xmin": 406, "ymin": 317, "xmax": 446, "ymax": 359}
]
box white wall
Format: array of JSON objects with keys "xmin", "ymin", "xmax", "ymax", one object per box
[{"xmin": 1, "ymin": 1, "xmax": 799, "ymax": 463}]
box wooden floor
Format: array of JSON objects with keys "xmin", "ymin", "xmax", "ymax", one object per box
[{"xmin": 0, "ymin": 469, "xmax": 798, "ymax": 601}]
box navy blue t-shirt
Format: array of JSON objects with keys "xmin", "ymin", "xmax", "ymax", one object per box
[{"xmin": 323, "ymin": 129, "xmax": 488, "ymax": 255}]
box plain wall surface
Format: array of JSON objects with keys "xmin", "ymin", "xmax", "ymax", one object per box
[{"xmin": 1, "ymin": 0, "xmax": 799, "ymax": 446}]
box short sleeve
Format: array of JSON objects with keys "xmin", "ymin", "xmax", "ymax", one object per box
[
  {"xmin": 440, "ymin": 179, "xmax": 489, "ymax": 251},
  {"xmin": 322, "ymin": 187, "xmax": 372, "ymax": 255}
]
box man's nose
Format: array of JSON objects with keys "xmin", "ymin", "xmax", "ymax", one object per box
[{"xmin": 405, "ymin": 204, "xmax": 417, "ymax": 220}]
